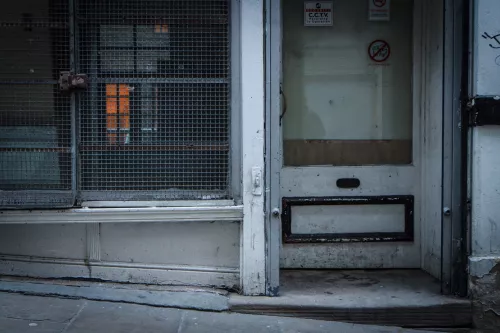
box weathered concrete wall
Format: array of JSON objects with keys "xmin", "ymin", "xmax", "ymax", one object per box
[
  {"xmin": 470, "ymin": 1, "xmax": 500, "ymax": 330},
  {"xmin": 469, "ymin": 257, "xmax": 500, "ymax": 331}
]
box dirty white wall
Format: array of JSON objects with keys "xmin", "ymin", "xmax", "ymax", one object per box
[
  {"xmin": 0, "ymin": 222, "xmax": 240, "ymax": 288},
  {"xmin": 469, "ymin": 0, "xmax": 500, "ymax": 330},
  {"xmin": 470, "ymin": 0, "xmax": 500, "ymax": 272},
  {"xmin": 471, "ymin": 128, "xmax": 500, "ymax": 258}
]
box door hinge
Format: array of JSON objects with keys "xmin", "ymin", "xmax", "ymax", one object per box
[
  {"xmin": 464, "ymin": 97, "xmax": 475, "ymax": 126},
  {"xmin": 59, "ymin": 71, "xmax": 88, "ymax": 92},
  {"xmin": 466, "ymin": 96, "xmax": 500, "ymax": 126}
]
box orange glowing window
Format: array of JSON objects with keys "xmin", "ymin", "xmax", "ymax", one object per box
[
  {"xmin": 154, "ymin": 24, "xmax": 169, "ymax": 33},
  {"xmin": 106, "ymin": 84, "xmax": 130, "ymax": 144}
]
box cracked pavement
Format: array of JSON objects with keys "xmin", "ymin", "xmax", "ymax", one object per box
[{"xmin": 0, "ymin": 292, "xmax": 442, "ymax": 333}]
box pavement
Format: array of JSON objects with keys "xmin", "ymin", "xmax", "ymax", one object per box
[{"xmin": 0, "ymin": 292, "xmax": 441, "ymax": 333}]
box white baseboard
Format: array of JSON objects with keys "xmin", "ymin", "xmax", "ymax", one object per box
[
  {"xmin": 0, "ymin": 255, "xmax": 239, "ymax": 289},
  {"xmin": 0, "ymin": 205, "xmax": 244, "ymax": 224}
]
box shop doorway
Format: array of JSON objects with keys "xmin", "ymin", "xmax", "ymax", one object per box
[
  {"xmin": 262, "ymin": 2, "xmax": 469, "ymax": 324},
  {"xmin": 277, "ymin": 0, "xmax": 421, "ymax": 269}
]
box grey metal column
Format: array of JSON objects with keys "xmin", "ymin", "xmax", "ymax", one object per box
[
  {"xmin": 265, "ymin": 0, "xmax": 282, "ymax": 296},
  {"xmin": 442, "ymin": 0, "xmax": 469, "ymax": 296}
]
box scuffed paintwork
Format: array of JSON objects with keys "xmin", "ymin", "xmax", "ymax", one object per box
[
  {"xmin": 471, "ymin": 3, "xmax": 500, "ymax": 329},
  {"xmin": 240, "ymin": 0, "xmax": 266, "ymax": 296},
  {"xmin": 469, "ymin": 256, "xmax": 500, "ymax": 278}
]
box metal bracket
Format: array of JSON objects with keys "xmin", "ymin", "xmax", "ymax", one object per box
[
  {"xmin": 251, "ymin": 166, "xmax": 263, "ymax": 196},
  {"xmin": 468, "ymin": 97, "xmax": 500, "ymax": 126},
  {"xmin": 59, "ymin": 71, "xmax": 88, "ymax": 92}
]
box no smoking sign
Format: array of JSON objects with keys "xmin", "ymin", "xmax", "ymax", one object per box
[{"xmin": 368, "ymin": 40, "xmax": 390, "ymax": 63}]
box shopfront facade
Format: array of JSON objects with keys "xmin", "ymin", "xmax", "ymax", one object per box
[{"xmin": 0, "ymin": 1, "xmax": 499, "ymax": 328}]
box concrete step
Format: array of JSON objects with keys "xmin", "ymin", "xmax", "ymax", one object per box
[
  {"xmin": 229, "ymin": 270, "xmax": 472, "ymax": 330},
  {"xmin": 0, "ymin": 292, "xmax": 442, "ymax": 333},
  {"xmin": 0, "ymin": 270, "xmax": 473, "ymax": 330}
]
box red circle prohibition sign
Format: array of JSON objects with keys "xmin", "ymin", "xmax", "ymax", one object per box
[
  {"xmin": 368, "ymin": 40, "xmax": 390, "ymax": 63},
  {"xmin": 373, "ymin": 0, "xmax": 386, "ymax": 7}
]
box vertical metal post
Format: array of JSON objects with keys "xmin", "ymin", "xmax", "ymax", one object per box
[
  {"xmin": 230, "ymin": 0, "xmax": 242, "ymax": 203},
  {"xmin": 442, "ymin": 0, "xmax": 468, "ymax": 296},
  {"xmin": 89, "ymin": 15, "xmax": 98, "ymax": 191},
  {"xmin": 265, "ymin": 0, "xmax": 282, "ymax": 296},
  {"xmin": 69, "ymin": 0, "xmax": 77, "ymax": 200}
]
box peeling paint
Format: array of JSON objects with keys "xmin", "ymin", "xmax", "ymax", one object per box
[{"xmin": 470, "ymin": 257, "xmax": 500, "ymax": 278}]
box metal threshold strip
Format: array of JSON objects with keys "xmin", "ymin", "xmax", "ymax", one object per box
[{"xmin": 0, "ymin": 205, "xmax": 243, "ymax": 224}]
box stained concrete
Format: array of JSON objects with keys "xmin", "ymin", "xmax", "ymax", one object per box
[
  {"xmin": 0, "ymin": 271, "xmax": 473, "ymax": 329},
  {"xmin": 230, "ymin": 270, "xmax": 472, "ymax": 328},
  {"xmin": 0, "ymin": 278, "xmax": 229, "ymax": 312},
  {"xmin": 469, "ymin": 261, "xmax": 500, "ymax": 332},
  {"xmin": 0, "ymin": 292, "xmax": 441, "ymax": 333}
]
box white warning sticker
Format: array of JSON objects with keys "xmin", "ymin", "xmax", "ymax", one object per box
[
  {"xmin": 304, "ymin": 1, "xmax": 333, "ymax": 27},
  {"xmin": 369, "ymin": 0, "xmax": 390, "ymax": 21}
]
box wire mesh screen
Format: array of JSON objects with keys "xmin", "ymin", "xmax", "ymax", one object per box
[
  {"xmin": 77, "ymin": 0, "xmax": 230, "ymax": 201},
  {"xmin": 0, "ymin": 0, "xmax": 72, "ymax": 206}
]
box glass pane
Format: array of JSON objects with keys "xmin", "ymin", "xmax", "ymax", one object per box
[{"xmin": 282, "ymin": 0, "xmax": 413, "ymax": 166}]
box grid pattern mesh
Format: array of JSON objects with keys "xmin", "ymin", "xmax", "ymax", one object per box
[
  {"xmin": 77, "ymin": 0, "xmax": 230, "ymax": 200},
  {"xmin": 0, "ymin": 1, "xmax": 72, "ymax": 195}
]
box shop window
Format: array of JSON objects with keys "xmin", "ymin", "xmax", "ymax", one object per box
[{"xmin": 0, "ymin": 0, "xmax": 231, "ymax": 208}]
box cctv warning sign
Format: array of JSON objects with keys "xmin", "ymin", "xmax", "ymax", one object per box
[
  {"xmin": 369, "ymin": 0, "xmax": 390, "ymax": 21},
  {"xmin": 304, "ymin": 1, "xmax": 333, "ymax": 27}
]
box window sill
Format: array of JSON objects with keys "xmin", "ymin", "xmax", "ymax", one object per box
[{"xmin": 0, "ymin": 205, "xmax": 243, "ymax": 224}]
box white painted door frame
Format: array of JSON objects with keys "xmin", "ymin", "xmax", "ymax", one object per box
[
  {"xmin": 265, "ymin": 0, "xmax": 447, "ymax": 294},
  {"xmin": 239, "ymin": 0, "xmax": 267, "ymax": 296},
  {"xmin": 265, "ymin": 0, "xmax": 283, "ymax": 296},
  {"xmin": 276, "ymin": 0, "xmax": 422, "ymax": 270},
  {"xmin": 441, "ymin": 0, "xmax": 468, "ymax": 296}
]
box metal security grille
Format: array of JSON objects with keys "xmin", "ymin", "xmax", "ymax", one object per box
[
  {"xmin": 0, "ymin": 0, "xmax": 73, "ymax": 207},
  {"xmin": 77, "ymin": 0, "xmax": 230, "ymax": 201}
]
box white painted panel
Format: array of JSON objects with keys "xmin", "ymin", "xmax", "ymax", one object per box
[
  {"xmin": 281, "ymin": 242, "xmax": 419, "ymax": 269},
  {"xmin": 291, "ymin": 204, "xmax": 405, "ymax": 234},
  {"xmin": 100, "ymin": 222, "xmax": 240, "ymax": 268},
  {"xmin": 473, "ymin": 0, "xmax": 500, "ymax": 96},
  {"xmin": 0, "ymin": 224, "xmax": 86, "ymax": 259},
  {"xmin": 0, "ymin": 257, "xmax": 239, "ymax": 288},
  {"xmin": 281, "ymin": 195, "xmax": 421, "ymax": 269},
  {"xmin": 281, "ymin": 166, "xmax": 416, "ymax": 197}
]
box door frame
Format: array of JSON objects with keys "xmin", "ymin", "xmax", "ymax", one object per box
[
  {"xmin": 265, "ymin": 0, "xmax": 452, "ymax": 295},
  {"xmin": 441, "ymin": 0, "xmax": 469, "ymax": 296},
  {"xmin": 265, "ymin": 0, "xmax": 282, "ymax": 296}
]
